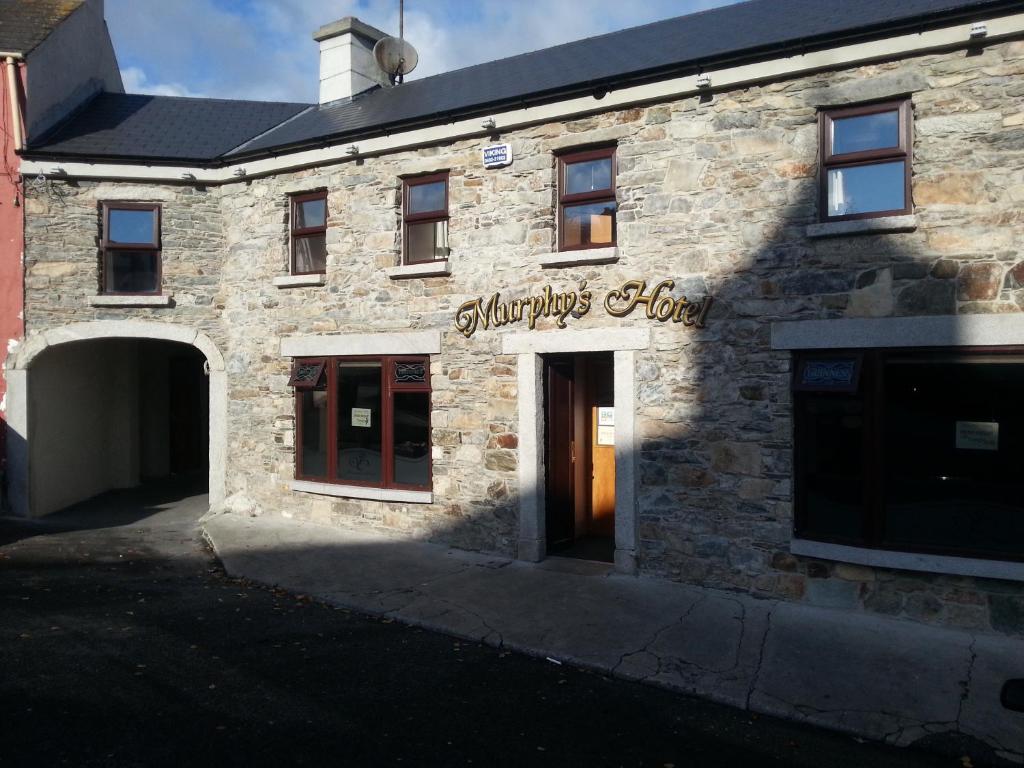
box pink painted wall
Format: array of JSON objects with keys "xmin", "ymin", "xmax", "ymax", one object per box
[{"xmin": 0, "ymin": 62, "xmax": 26, "ymax": 474}]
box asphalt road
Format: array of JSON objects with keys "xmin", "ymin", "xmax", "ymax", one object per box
[{"xmin": 0, "ymin": 481, "xmax": 971, "ymax": 767}]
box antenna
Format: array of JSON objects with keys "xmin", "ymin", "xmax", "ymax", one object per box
[{"xmin": 373, "ymin": 0, "xmax": 419, "ymax": 85}]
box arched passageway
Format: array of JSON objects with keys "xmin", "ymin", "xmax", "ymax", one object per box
[{"xmin": 4, "ymin": 322, "xmax": 226, "ymax": 518}]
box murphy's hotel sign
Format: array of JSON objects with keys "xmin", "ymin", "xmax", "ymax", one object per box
[{"xmin": 455, "ymin": 279, "xmax": 714, "ymax": 338}]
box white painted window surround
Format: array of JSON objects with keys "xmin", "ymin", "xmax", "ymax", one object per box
[
  {"xmin": 274, "ymin": 274, "xmax": 326, "ymax": 288},
  {"xmin": 776, "ymin": 313, "xmax": 1024, "ymax": 578},
  {"xmin": 386, "ymin": 261, "xmax": 452, "ymax": 280},
  {"xmin": 538, "ymin": 247, "xmax": 619, "ymax": 268},
  {"xmin": 280, "ymin": 330, "xmax": 441, "ymax": 357},
  {"xmin": 291, "ymin": 479, "xmax": 432, "ymax": 505},
  {"xmin": 89, "ymin": 295, "xmax": 173, "ymax": 307},
  {"xmin": 791, "ymin": 539, "xmax": 1024, "ymax": 582},
  {"xmin": 503, "ymin": 327, "xmax": 648, "ymax": 574},
  {"xmin": 805, "ymin": 214, "xmax": 917, "ymax": 239},
  {"xmin": 772, "ymin": 314, "xmax": 1024, "ymax": 351}
]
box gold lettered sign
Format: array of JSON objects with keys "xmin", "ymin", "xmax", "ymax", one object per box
[
  {"xmin": 604, "ymin": 279, "xmax": 712, "ymax": 327},
  {"xmin": 454, "ymin": 278, "xmax": 712, "ymax": 338}
]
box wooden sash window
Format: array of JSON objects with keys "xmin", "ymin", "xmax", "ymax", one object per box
[
  {"xmin": 101, "ymin": 203, "xmax": 161, "ymax": 294},
  {"xmin": 558, "ymin": 147, "xmax": 616, "ymax": 251},
  {"xmin": 820, "ymin": 100, "xmax": 912, "ymax": 221},
  {"xmin": 403, "ymin": 172, "xmax": 449, "ymax": 264},
  {"xmin": 293, "ymin": 355, "xmax": 432, "ymax": 491},
  {"xmin": 290, "ymin": 191, "xmax": 328, "ymax": 274}
]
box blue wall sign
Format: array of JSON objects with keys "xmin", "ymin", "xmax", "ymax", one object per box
[{"xmin": 482, "ymin": 143, "xmax": 513, "ymax": 169}]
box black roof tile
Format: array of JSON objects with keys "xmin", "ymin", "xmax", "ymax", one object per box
[
  {"xmin": 27, "ymin": 93, "xmax": 310, "ymax": 163},
  {"xmin": 0, "ymin": 0, "xmax": 83, "ymax": 54},
  {"xmin": 23, "ymin": 0, "xmax": 1016, "ymax": 163},
  {"xmin": 231, "ymin": 0, "xmax": 1011, "ymax": 157}
]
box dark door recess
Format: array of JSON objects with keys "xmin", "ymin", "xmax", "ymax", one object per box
[{"xmin": 544, "ymin": 356, "xmax": 576, "ymax": 548}]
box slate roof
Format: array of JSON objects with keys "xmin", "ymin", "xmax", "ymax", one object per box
[
  {"xmin": 28, "ymin": 93, "xmax": 310, "ymax": 163},
  {"xmin": 0, "ymin": 0, "xmax": 83, "ymax": 54},
  {"xmin": 24, "ymin": 0, "xmax": 1016, "ymax": 164}
]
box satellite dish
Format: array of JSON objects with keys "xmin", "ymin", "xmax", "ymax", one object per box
[{"xmin": 374, "ymin": 36, "xmax": 418, "ymax": 84}]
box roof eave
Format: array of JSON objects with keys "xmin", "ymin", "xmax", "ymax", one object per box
[{"xmin": 226, "ymin": 0, "xmax": 1017, "ymax": 162}]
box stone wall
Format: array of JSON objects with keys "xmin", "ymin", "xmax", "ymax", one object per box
[{"xmin": 19, "ymin": 39, "xmax": 1024, "ymax": 635}]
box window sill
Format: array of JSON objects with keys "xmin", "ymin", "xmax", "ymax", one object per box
[
  {"xmin": 274, "ymin": 274, "xmax": 327, "ymax": 289},
  {"xmin": 538, "ymin": 246, "xmax": 619, "ymax": 268},
  {"xmin": 290, "ymin": 479, "xmax": 433, "ymax": 504},
  {"xmin": 805, "ymin": 215, "xmax": 917, "ymax": 239},
  {"xmin": 89, "ymin": 295, "xmax": 173, "ymax": 307},
  {"xmin": 386, "ymin": 261, "xmax": 451, "ymax": 280},
  {"xmin": 790, "ymin": 538, "xmax": 1024, "ymax": 582}
]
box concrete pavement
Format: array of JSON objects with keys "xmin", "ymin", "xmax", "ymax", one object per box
[{"xmin": 203, "ymin": 511, "xmax": 1024, "ymax": 764}]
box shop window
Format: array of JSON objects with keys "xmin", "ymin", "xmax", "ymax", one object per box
[
  {"xmin": 290, "ymin": 191, "xmax": 328, "ymax": 274},
  {"xmin": 558, "ymin": 147, "xmax": 616, "ymax": 251},
  {"xmin": 794, "ymin": 349, "xmax": 1024, "ymax": 562},
  {"xmin": 820, "ymin": 100, "xmax": 911, "ymax": 221},
  {"xmin": 292, "ymin": 356, "xmax": 431, "ymax": 491},
  {"xmin": 403, "ymin": 172, "xmax": 449, "ymax": 264},
  {"xmin": 101, "ymin": 203, "xmax": 161, "ymax": 294}
]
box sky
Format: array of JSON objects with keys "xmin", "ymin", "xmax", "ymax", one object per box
[{"xmin": 106, "ymin": 0, "xmax": 741, "ymax": 103}]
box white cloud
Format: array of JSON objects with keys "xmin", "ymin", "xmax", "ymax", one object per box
[
  {"xmin": 106, "ymin": 0, "xmax": 741, "ymax": 103},
  {"xmin": 120, "ymin": 66, "xmax": 205, "ymax": 98}
]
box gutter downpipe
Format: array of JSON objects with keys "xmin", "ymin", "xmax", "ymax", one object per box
[{"xmin": 4, "ymin": 54, "xmax": 24, "ymax": 151}]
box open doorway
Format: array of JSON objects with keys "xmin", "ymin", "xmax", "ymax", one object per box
[
  {"xmin": 27, "ymin": 339, "xmax": 209, "ymax": 516},
  {"xmin": 544, "ymin": 352, "xmax": 615, "ymax": 562}
]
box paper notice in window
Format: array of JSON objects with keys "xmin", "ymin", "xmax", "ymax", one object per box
[
  {"xmin": 598, "ymin": 407, "xmax": 615, "ymax": 426},
  {"xmin": 590, "ymin": 214, "xmax": 613, "ymax": 244},
  {"xmin": 351, "ymin": 408, "xmax": 372, "ymax": 428},
  {"xmin": 956, "ymin": 421, "xmax": 998, "ymax": 451},
  {"xmin": 597, "ymin": 425, "xmax": 615, "ymax": 446}
]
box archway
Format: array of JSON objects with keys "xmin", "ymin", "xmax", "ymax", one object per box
[{"xmin": 4, "ymin": 321, "xmax": 226, "ymax": 518}]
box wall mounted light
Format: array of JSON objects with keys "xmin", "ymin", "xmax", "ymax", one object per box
[
  {"xmin": 181, "ymin": 172, "xmax": 197, "ymax": 181},
  {"xmin": 346, "ymin": 144, "xmax": 359, "ymax": 156},
  {"xmin": 481, "ymin": 117, "xmax": 497, "ymax": 131},
  {"xmin": 696, "ymin": 73, "xmax": 711, "ymax": 89},
  {"xmin": 233, "ymin": 168, "xmax": 247, "ymax": 177},
  {"xmin": 970, "ymin": 22, "xmax": 988, "ymax": 38}
]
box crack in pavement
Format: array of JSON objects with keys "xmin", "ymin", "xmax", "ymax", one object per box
[
  {"xmin": 745, "ymin": 606, "xmax": 772, "ymax": 711},
  {"xmin": 955, "ymin": 633, "xmax": 978, "ymax": 729},
  {"xmin": 611, "ymin": 595, "xmax": 707, "ymax": 678}
]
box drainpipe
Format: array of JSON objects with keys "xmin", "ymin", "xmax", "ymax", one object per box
[{"xmin": 4, "ymin": 54, "xmax": 24, "ymax": 151}]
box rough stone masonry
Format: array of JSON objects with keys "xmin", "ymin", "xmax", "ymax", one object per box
[{"xmin": 18, "ymin": 39, "xmax": 1024, "ymax": 636}]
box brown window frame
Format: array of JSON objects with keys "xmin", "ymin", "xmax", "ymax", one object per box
[
  {"xmin": 290, "ymin": 190, "xmax": 328, "ymax": 276},
  {"xmin": 402, "ymin": 172, "xmax": 449, "ymax": 265},
  {"xmin": 557, "ymin": 146, "xmax": 617, "ymax": 252},
  {"xmin": 793, "ymin": 346, "xmax": 1024, "ymax": 563},
  {"xmin": 819, "ymin": 99, "xmax": 912, "ymax": 222},
  {"xmin": 100, "ymin": 202, "xmax": 162, "ymax": 296},
  {"xmin": 293, "ymin": 355, "xmax": 432, "ymax": 492}
]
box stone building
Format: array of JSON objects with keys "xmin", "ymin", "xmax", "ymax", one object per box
[
  {"xmin": 0, "ymin": 0, "xmax": 123, "ymax": 492},
  {"xmin": 7, "ymin": 0, "xmax": 1024, "ymax": 649}
]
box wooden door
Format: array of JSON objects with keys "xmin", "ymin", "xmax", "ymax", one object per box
[
  {"xmin": 588, "ymin": 353, "xmax": 615, "ymax": 538},
  {"xmin": 544, "ymin": 357, "xmax": 575, "ymax": 547},
  {"xmin": 590, "ymin": 405, "xmax": 616, "ymax": 537}
]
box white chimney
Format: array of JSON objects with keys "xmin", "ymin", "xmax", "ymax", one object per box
[{"xmin": 313, "ymin": 17, "xmax": 390, "ymax": 104}]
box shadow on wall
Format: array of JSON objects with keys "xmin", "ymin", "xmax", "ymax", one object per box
[
  {"xmin": 0, "ymin": 419, "xmax": 20, "ymax": 515},
  {"xmin": 289, "ymin": 82, "xmax": 1024, "ymax": 636}
]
